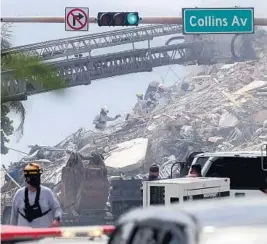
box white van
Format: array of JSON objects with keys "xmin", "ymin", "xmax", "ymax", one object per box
[{"xmin": 189, "ymin": 149, "xmax": 267, "ymax": 197}]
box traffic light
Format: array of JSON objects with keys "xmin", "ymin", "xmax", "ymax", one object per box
[{"xmin": 97, "ymin": 12, "xmax": 139, "ymax": 27}]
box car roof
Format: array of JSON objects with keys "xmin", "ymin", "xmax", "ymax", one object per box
[
  {"xmin": 181, "ymin": 197, "xmax": 267, "ymax": 227},
  {"xmin": 118, "ymin": 197, "xmax": 267, "ymax": 227},
  {"xmin": 200, "ymin": 226, "xmax": 267, "ymax": 244},
  {"xmin": 194, "ymin": 151, "xmax": 266, "ymax": 158},
  {"xmin": 146, "ymin": 177, "xmax": 228, "ymax": 184},
  {"xmin": 24, "ymin": 237, "xmax": 108, "ymax": 244}
]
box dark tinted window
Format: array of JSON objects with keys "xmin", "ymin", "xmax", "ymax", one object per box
[{"xmin": 206, "ymin": 157, "xmax": 267, "ymax": 190}]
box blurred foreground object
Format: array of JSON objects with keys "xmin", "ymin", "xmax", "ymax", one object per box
[
  {"xmin": 201, "ymin": 226, "xmax": 267, "ymax": 244},
  {"xmin": 109, "ymin": 197, "xmax": 267, "ymax": 244}
]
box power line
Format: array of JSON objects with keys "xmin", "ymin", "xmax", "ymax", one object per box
[{"xmin": 6, "ymin": 147, "xmax": 29, "ymax": 155}]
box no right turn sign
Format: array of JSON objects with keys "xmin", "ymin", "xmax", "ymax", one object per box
[{"xmin": 65, "ymin": 7, "xmax": 89, "ymax": 31}]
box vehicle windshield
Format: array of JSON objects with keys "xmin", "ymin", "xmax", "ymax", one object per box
[{"xmin": 192, "ymin": 157, "xmax": 209, "ymax": 169}]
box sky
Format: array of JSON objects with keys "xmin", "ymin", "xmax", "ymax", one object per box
[{"xmin": 1, "ymin": 0, "xmax": 266, "ymax": 166}]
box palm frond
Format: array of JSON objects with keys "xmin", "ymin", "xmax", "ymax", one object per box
[
  {"xmin": 1, "ymin": 23, "xmax": 66, "ymax": 148},
  {"xmin": 1, "ymin": 23, "xmax": 66, "ymax": 94},
  {"xmin": 2, "ymin": 54, "xmax": 66, "ymax": 91},
  {"xmin": 8, "ymin": 101, "xmax": 26, "ymax": 141},
  {"xmin": 1, "ymin": 23, "xmax": 12, "ymax": 49}
]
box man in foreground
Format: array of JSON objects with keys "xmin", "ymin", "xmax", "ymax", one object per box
[{"xmin": 10, "ymin": 163, "xmax": 62, "ymax": 228}]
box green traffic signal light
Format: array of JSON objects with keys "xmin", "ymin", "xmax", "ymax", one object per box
[
  {"xmin": 127, "ymin": 13, "xmax": 139, "ymax": 25},
  {"xmin": 97, "ymin": 12, "xmax": 139, "ymax": 27}
]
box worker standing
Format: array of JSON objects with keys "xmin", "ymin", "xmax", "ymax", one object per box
[
  {"xmin": 147, "ymin": 83, "xmax": 166, "ymax": 108},
  {"xmin": 93, "ymin": 106, "xmax": 121, "ymax": 130},
  {"xmin": 133, "ymin": 93, "xmax": 148, "ymax": 115},
  {"xmin": 10, "ymin": 163, "xmax": 62, "ymax": 228}
]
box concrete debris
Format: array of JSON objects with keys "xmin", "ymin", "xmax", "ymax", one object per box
[
  {"xmin": 218, "ymin": 109, "xmax": 239, "ymax": 128},
  {"xmin": 2, "ymin": 32, "xmax": 267, "ymax": 195},
  {"xmin": 105, "ymin": 138, "xmax": 148, "ymax": 168}
]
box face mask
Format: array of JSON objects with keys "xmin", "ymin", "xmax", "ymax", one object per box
[{"xmin": 26, "ymin": 175, "xmax": 41, "ymax": 187}]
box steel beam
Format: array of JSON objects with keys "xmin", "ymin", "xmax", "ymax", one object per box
[
  {"xmin": 1, "ymin": 42, "xmax": 200, "ymax": 100},
  {"xmin": 2, "ymin": 25, "xmax": 182, "ymax": 60},
  {"xmin": 1, "ymin": 71, "xmax": 28, "ymax": 102}
]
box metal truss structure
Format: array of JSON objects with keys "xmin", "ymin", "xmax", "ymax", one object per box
[
  {"xmin": 2, "ymin": 25, "xmax": 183, "ymax": 61},
  {"xmin": 1, "ymin": 24, "xmax": 258, "ymax": 102},
  {"xmin": 1, "ymin": 41, "xmax": 204, "ymax": 102},
  {"xmin": 54, "ymin": 42, "xmax": 202, "ymax": 83}
]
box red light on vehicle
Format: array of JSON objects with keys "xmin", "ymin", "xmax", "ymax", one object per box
[
  {"xmin": 103, "ymin": 225, "xmax": 115, "ymax": 235},
  {"xmin": 1, "ymin": 225, "xmax": 62, "ymax": 241}
]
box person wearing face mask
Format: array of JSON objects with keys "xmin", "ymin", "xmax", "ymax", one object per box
[{"xmin": 10, "ymin": 163, "xmax": 62, "ymax": 228}]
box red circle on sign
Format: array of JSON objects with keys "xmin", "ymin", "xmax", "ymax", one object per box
[{"xmin": 66, "ymin": 8, "xmax": 88, "ymax": 30}]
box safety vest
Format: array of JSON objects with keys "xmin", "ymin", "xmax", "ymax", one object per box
[{"xmin": 19, "ymin": 187, "xmax": 51, "ymax": 222}]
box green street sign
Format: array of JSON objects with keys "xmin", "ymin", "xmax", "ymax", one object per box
[{"xmin": 182, "ymin": 8, "xmax": 254, "ymax": 34}]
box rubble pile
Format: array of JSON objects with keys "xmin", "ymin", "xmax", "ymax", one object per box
[
  {"xmin": 2, "ymin": 32, "xmax": 267, "ymax": 188},
  {"xmin": 144, "ymin": 54, "xmax": 267, "ymax": 166}
]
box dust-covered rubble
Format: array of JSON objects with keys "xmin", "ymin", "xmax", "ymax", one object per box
[{"xmin": 3, "ymin": 32, "xmax": 267, "ymax": 190}]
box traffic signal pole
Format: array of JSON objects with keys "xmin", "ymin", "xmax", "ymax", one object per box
[{"xmin": 1, "ymin": 16, "xmax": 267, "ymax": 26}]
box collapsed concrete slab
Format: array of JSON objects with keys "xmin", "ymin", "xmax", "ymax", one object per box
[{"xmin": 105, "ymin": 138, "xmax": 148, "ymax": 168}]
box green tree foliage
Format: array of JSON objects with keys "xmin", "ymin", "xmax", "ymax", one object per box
[
  {"xmin": 1, "ymin": 23, "xmax": 65, "ymax": 155},
  {"xmin": 1, "ymin": 105, "xmax": 14, "ymax": 155},
  {"xmin": 2, "ymin": 54, "xmax": 66, "ymax": 91}
]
